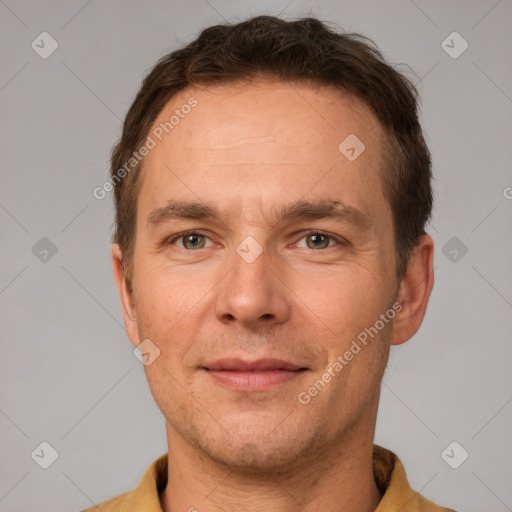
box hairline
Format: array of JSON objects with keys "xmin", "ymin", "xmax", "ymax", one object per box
[{"xmin": 118, "ymin": 79, "xmax": 407, "ymax": 282}]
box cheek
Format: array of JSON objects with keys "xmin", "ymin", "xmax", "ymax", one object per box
[
  {"xmin": 135, "ymin": 266, "xmax": 205, "ymax": 324},
  {"xmin": 133, "ymin": 235, "xmax": 232, "ymax": 372},
  {"xmin": 133, "ymin": 266, "xmax": 219, "ymax": 367},
  {"xmin": 294, "ymin": 265, "xmax": 388, "ymax": 346}
]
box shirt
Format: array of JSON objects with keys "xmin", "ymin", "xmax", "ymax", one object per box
[{"xmin": 80, "ymin": 444, "xmax": 457, "ymax": 511}]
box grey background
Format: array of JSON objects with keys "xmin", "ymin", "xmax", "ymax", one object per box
[{"xmin": 1, "ymin": 1, "xmax": 511, "ymax": 511}]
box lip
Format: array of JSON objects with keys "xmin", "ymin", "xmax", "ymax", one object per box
[
  {"xmin": 202, "ymin": 358, "xmax": 308, "ymax": 392},
  {"xmin": 204, "ymin": 358, "xmax": 305, "ymax": 372}
]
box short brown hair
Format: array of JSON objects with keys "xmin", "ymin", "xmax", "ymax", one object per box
[{"xmin": 111, "ymin": 15, "xmax": 432, "ymax": 282}]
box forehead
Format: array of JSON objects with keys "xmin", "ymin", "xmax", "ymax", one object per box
[
  {"xmin": 138, "ymin": 80, "xmax": 389, "ymax": 226},
  {"xmin": 153, "ymin": 80, "xmax": 381, "ymax": 161}
]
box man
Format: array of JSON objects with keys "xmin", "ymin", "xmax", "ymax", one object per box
[{"xmin": 83, "ymin": 15, "xmax": 456, "ymax": 512}]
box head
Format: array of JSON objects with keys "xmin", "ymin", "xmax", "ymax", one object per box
[{"xmin": 111, "ymin": 16, "xmax": 434, "ymax": 472}]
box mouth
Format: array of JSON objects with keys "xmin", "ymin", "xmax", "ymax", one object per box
[{"xmin": 201, "ymin": 358, "xmax": 309, "ymax": 392}]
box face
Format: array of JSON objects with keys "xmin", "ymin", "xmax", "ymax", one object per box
[{"xmin": 113, "ymin": 80, "xmax": 432, "ymax": 472}]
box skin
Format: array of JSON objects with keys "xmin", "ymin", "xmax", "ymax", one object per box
[{"xmin": 112, "ymin": 80, "xmax": 434, "ymax": 512}]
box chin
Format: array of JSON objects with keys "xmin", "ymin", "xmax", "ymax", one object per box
[
  {"xmin": 208, "ymin": 441, "xmax": 304, "ymax": 473},
  {"xmin": 191, "ymin": 414, "xmax": 325, "ymax": 474}
]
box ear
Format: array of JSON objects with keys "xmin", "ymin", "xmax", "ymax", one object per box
[
  {"xmin": 111, "ymin": 243, "xmax": 141, "ymax": 348},
  {"xmin": 390, "ymin": 234, "xmax": 434, "ymax": 346}
]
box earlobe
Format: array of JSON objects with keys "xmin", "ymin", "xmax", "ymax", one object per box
[
  {"xmin": 111, "ymin": 244, "xmax": 141, "ymax": 348},
  {"xmin": 390, "ymin": 234, "xmax": 434, "ymax": 346}
]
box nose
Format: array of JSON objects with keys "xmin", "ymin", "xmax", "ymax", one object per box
[{"xmin": 214, "ymin": 245, "xmax": 291, "ymax": 329}]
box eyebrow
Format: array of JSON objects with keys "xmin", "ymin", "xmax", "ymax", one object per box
[{"xmin": 146, "ymin": 198, "xmax": 371, "ymax": 231}]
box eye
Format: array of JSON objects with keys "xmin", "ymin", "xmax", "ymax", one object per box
[
  {"xmin": 165, "ymin": 230, "xmax": 345, "ymax": 251},
  {"xmin": 166, "ymin": 231, "xmax": 214, "ymax": 250},
  {"xmin": 295, "ymin": 231, "xmax": 343, "ymax": 250}
]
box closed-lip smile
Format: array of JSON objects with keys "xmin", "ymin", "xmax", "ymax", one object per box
[{"xmin": 202, "ymin": 358, "xmax": 308, "ymax": 391}]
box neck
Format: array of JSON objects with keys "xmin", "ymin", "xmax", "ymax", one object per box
[{"xmin": 159, "ymin": 423, "xmax": 382, "ymax": 512}]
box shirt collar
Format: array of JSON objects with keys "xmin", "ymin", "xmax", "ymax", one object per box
[{"xmin": 120, "ymin": 444, "xmax": 454, "ymax": 512}]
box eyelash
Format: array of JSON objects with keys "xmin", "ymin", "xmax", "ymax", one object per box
[{"xmin": 164, "ymin": 229, "xmax": 346, "ymax": 250}]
